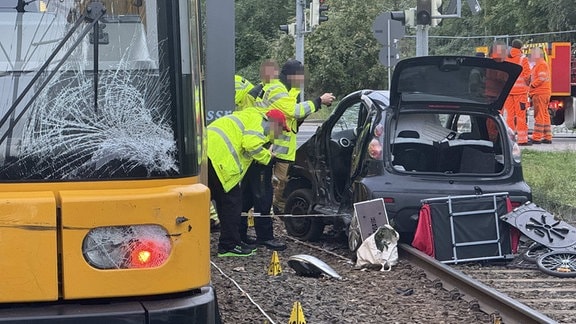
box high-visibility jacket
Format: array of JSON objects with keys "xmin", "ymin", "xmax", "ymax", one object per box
[
  {"xmin": 505, "ymin": 48, "xmax": 531, "ymax": 96},
  {"xmin": 207, "ymin": 107, "xmax": 272, "ymax": 192},
  {"xmin": 234, "ymin": 75, "xmax": 255, "ymax": 111},
  {"xmin": 254, "ymin": 79, "xmax": 318, "ymax": 161},
  {"xmin": 529, "ymin": 59, "xmax": 551, "ymax": 96}
]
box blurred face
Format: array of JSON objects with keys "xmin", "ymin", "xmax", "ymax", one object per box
[
  {"xmin": 270, "ymin": 121, "xmax": 284, "ymax": 139},
  {"xmin": 287, "ymin": 72, "xmax": 305, "ymax": 87},
  {"xmin": 491, "ymin": 44, "xmax": 507, "ymax": 61},
  {"xmin": 530, "ymin": 48, "xmax": 543, "ymax": 62},
  {"xmin": 260, "ymin": 60, "xmax": 279, "ymax": 83}
]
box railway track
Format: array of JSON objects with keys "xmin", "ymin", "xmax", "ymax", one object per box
[
  {"xmin": 400, "ymin": 243, "xmax": 558, "ymax": 323},
  {"xmin": 212, "ymin": 224, "xmax": 575, "ymax": 323}
]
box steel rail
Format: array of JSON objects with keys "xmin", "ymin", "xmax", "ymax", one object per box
[{"xmin": 399, "ymin": 243, "xmax": 557, "ymax": 324}]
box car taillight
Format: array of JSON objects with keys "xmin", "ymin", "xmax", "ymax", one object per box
[
  {"xmin": 507, "ymin": 124, "xmax": 522, "ymax": 163},
  {"xmin": 383, "ymin": 198, "xmax": 395, "ymax": 204},
  {"xmin": 83, "ymin": 225, "xmax": 171, "ymax": 270}
]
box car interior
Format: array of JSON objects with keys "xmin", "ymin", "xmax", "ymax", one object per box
[{"xmin": 390, "ymin": 112, "xmax": 505, "ymax": 174}]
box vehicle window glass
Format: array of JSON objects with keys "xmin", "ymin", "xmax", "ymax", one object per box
[
  {"xmin": 396, "ymin": 60, "xmax": 511, "ymax": 105},
  {"xmin": 0, "ymin": 1, "xmax": 194, "ymax": 180},
  {"xmin": 455, "ymin": 115, "xmax": 472, "ymax": 133},
  {"xmin": 331, "ymin": 102, "xmax": 361, "ymax": 136}
]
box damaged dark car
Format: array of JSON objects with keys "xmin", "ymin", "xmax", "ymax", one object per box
[{"xmin": 281, "ymin": 56, "xmax": 533, "ymax": 246}]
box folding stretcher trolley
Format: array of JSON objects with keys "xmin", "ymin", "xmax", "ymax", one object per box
[{"xmin": 412, "ymin": 192, "xmax": 517, "ymax": 264}]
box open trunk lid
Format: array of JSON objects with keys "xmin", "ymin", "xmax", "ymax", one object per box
[{"xmin": 389, "ymin": 56, "xmax": 522, "ymax": 114}]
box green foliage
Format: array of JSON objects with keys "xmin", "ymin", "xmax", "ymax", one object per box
[
  {"xmin": 522, "ymin": 150, "xmax": 576, "ymax": 220},
  {"xmin": 234, "ymin": 0, "xmax": 576, "ymax": 100}
]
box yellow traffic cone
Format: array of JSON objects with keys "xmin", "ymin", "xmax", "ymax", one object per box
[
  {"xmin": 288, "ymin": 301, "xmax": 306, "ymax": 324},
  {"xmin": 267, "ymin": 251, "xmax": 282, "ymax": 276},
  {"xmin": 247, "ymin": 209, "xmax": 254, "ymax": 227}
]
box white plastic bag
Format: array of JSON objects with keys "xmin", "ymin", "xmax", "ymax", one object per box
[{"xmin": 355, "ymin": 225, "xmax": 399, "ymax": 271}]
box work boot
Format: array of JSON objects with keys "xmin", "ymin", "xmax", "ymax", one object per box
[
  {"xmin": 217, "ymin": 244, "xmax": 254, "ymax": 257},
  {"xmin": 256, "ymin": 238, "xmax": 287, "ymax": 251}
]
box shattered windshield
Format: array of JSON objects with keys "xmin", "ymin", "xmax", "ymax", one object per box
[{"xmin": 0, "ymin": 0, "xmax": 199, "ymax": 180}]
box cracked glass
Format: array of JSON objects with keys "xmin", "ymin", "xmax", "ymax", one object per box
[{"xmin": 0, "ymin": 0, "xmax": 200, "ymax": 180}]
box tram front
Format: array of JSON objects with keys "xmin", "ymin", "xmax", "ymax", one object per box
[{"xmin": 0, "ymin": 0, "xmax": 217, "ymax": 322}]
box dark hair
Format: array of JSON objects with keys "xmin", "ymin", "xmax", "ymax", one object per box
[
  {"xmin": 279, "ymin": 59, "xmax": 304, "ymax": 89},
  {"xmin": 511, "ymin": 39, "xmax": 523, "ymax": 49}
]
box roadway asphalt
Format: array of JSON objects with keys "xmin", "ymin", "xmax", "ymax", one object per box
[{"xmin": 297, "ymin": 121, "xmax": 576, "ymax": 152}]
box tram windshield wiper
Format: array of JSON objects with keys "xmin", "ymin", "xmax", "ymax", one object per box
[{"xmin": 0, "ymin": 0, "xmax": 37, "ymax": 12}]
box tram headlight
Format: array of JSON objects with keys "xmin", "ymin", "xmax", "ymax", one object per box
[{"xmin": 82, "ymin": 225, "xmax": 172, "ymax": 269}]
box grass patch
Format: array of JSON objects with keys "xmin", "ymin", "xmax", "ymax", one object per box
[{"xmin": 521, "ymin": 150, "xmax": 576, "ymax": 221}]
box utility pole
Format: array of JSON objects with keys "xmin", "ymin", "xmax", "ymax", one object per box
[
  {"xmin": 295, "ymin": 0, "xmax": 305, "ymax": 64},
  {"xmin": 415, "ymin": 25, "xmax": 429, "ymax": 56}
]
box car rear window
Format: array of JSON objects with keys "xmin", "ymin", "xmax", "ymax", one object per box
[{"xmin": 396, "ymin": 61, "xmax": 511, "ymax": 105}]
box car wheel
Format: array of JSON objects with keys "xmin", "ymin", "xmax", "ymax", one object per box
[
  {"xmin": 536, "ymin": 250, "xmax": 576, "ymax": 278},
  {"xmin": 283, "ymin": 188, "xmax": 325, "ymax": 242}
]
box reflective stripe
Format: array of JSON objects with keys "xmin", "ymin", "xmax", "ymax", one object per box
[
  {"xmin": 245, "ymin": 130, "xmax": 266, "ymax": 141},
  {"xmin": 228, "ymin": 115, "xmax": 245, "ymax": 132},
  {"xmin": 268, "ymin": 92, "xmax": 289, "ymax": 104},
  {"xmin": 295, "ymin": 101, "xmax": 312, "ymax": 119},
  {"xmin": 254, "ymin": 101, "xmax": 267, "ymax": 108},
  {"xmin": 208, "ymin": 127, "xmax": 242, "ymax": 172},
  {"xmin": 272, "ymin": 144, "xmax": 289, "ymax": 155},
  {"xmin": 278, "ymin": 133, "xmax": 290, "ymax": 142},
  {"xmin": 247, "ymin": 146, "xmax": 265, "ymax": 157}
]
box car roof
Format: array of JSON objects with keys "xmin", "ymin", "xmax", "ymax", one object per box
[{"xmin": 389, "ymin": 56, "xmax": 522, "ymax": 114}]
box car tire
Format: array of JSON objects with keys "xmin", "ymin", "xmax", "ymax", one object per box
[{"xmin": 283, "ymin": 188, "xmax": 325, "ymax": 242}]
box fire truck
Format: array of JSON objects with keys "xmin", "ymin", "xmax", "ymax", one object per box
[{"xmin": 477, "ymin": 42, "xmax": 576, "ymax": 128}]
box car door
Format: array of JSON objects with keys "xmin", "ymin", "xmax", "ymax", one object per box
[
  {"xmin": 314, "ymin": 92, "xmax": 366, "ymax": 205},
  {"xmin": 349, "ymin": 93, "xmax": 386, "ymax": 181}
]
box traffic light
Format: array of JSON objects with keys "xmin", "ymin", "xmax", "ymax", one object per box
[
  {"xmin": 390, "ymin": 9, "xmax": 415, "ymax": 27},
  {"xmin": 416, "ymin": 0, "xmax": 432, "ymax": 25},
  {"xmin": 431, "ymin": 0, "xmax": 443, "ymax": 27},
  {"xmin": 390, "ymin": 11, "xmax": 405, "ymax": 25},
  {"xmin": 279, "ymin": 23, "xmax": 296, "ymax": 36},
  {"xmin": 310, "ymin": 0, "xmax": 329, "ymax": 27}
]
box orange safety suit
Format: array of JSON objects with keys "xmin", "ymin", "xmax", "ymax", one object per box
[
  {"xmin": 484, "ymin": 45, "xmax": 508, "ymax": 142},
  {"xmin": 529, "ymin": 58, "xmax": 552, "ymax": 142},
  {"xmin": 503, "ymin": 47, "xmax": 531, "ymax": 144}
]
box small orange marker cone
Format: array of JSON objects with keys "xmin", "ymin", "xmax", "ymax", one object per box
[
  {"xmin": 288, "ymin": 301, "xmax": 306, "ymax": 324},
  {"xmin": 267, "ymin": 251, "xmax": 282, "ymax": 276}
]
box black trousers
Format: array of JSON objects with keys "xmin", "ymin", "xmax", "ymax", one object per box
[
  {"xmin": 208, "ymin": 159, "xmax": 242, "ymax": 250},
  {"xmin": 240, "ymin": 162, "xmax": 274, "ymax": 241}
]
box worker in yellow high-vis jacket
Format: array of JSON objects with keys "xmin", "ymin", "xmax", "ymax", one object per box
[
  {"xmin": 254, "ymin": 59, "xmax": 335, "ymax": 215},
  {"xmin": 207, "ymin": 107, "xmax": 288, "ymax": 257}
]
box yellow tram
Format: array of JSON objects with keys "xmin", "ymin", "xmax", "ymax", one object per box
[{"xmin": 0, "ymin": 0, "xmax": 216, "ymax": 322}]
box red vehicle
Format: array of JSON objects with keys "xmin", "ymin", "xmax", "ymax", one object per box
[{"xmin": 523, "ymin": 42, "xmax": 576, "ymax": 127}]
